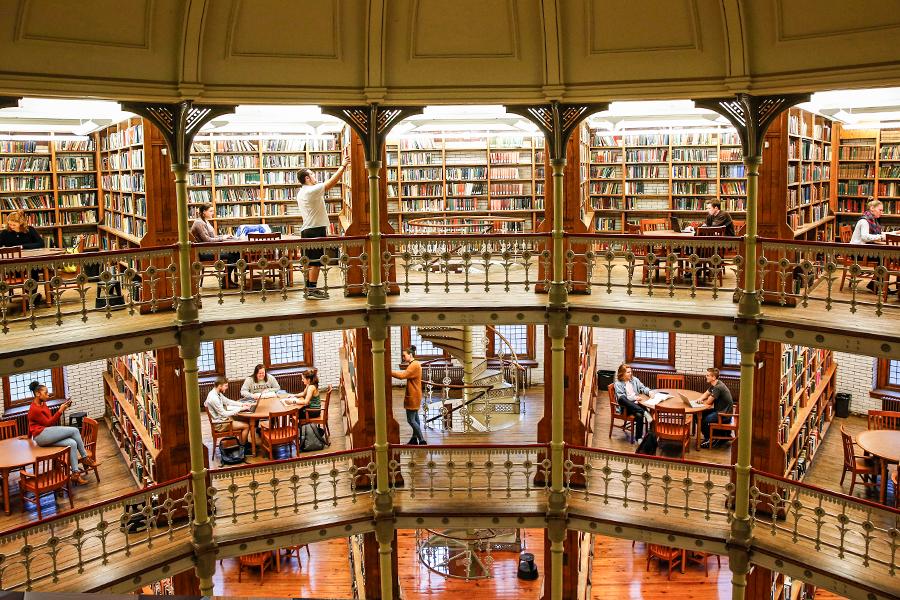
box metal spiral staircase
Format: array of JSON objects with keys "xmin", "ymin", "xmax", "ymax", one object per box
[{"xmin": 417, "ymin": 325, "xmax": 524, "ymax": 433}]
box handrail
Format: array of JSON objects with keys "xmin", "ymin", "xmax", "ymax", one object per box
[
  {"xmin": 191, "ymin": 234, "xmax": 369, "ymax": 250},
  {"xmin": 382, "ymin": 232, "xmax": 551, "ymax": 241},
  {"xmin": 423, "ymin": 386, "xmax": 491, "ymax": 423},
  {"xmin": 750, "ymin": 467, "xmax": 900, "ymax": 516},
  {"xmin": 0, "ymin": 243, "xmax": 177, "ymax": 268},
  {"xmin": 566, "ymin": 443, "xmax": 735, "ymax": 471},
  {"xmin": 210, "ymin": 446, "xmax": 374, "ymax": 476}
]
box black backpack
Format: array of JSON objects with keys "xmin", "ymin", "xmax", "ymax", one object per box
[
  {"xmin": 299, "ymin": 423, "xmax": 326, "ymax": 452},
  {"xmin": 636, "ymin": 431, "xmax": 658, "ymax": 456},
  {"xmin": 218, "ymin": 436, "xmax": 246, "ymax": 465}
]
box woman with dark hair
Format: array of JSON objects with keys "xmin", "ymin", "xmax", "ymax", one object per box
[
  {"xmin": 27, "ymin": 381, "xmax": 97, "ymax": 484},
  {"xmin": 291, "ymin": 369, "xmax": 320, "ymax": 419},
  {"xmin": 190, "ymin": 203, "xmax": 240, "ymax": 285},
  {"xmin": 240, "ymin": 364, "xmax": 280, "ymax": 400},
  {"xmin": 612, "ymin": 363, "xmax": 653, "ymax": 443}
]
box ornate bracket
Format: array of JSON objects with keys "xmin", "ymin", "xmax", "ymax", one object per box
[
  {"xmin": 121, "ymin": 101, "xmax": 236, "ymax": 166},
  {"xmin": 695, "ymin": 93, "xmax": 810, "ymax": 160},
  {"xmin": 321, "ymin": 105, "xmax": 422, "ymax": 162},
  {"xmin": 507, "ymin": 102, "xmax": 608, "ymax": 161}
]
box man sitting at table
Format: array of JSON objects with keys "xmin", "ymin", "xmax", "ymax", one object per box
[
  {"xmin": 697, "ymin": 367, "xmax": 734, "ymax": 448},
  {"xmin": 613, "ymin": 363, "xmax": 653, "ymax": 443},
  {"xmin": 205, "ymin": 376, "xmax": 252, "ymax": 449},
  {"xmin": 704, "ymin": 201, "xmax": 735, "ymax": 236}
]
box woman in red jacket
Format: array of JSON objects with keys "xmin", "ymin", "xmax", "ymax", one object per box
[{"xmin": 27, "ymin": 381, "xmax": 96, "ymax": 484}]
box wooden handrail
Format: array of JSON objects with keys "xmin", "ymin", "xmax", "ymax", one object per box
[
  {"xmin": 750, "ymin": 468, "xmax": 900, "ymax": 516},
  {"xmin": 565, "ymin": 444, "xmax": 735, "ymax": 471},
  {"xmin": 209, "ymin": 446, "xmax": 375, "ymax": 476}
]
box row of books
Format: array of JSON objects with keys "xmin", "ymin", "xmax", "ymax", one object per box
[
  {"xmin": 104, "ymin": 213, "xmax": 147, "ymax": 238},
  {"xmin": 101, "ymin": 123, "xmax": 143, "ymax": 152},
  {"xmin": 0, "ymin": 194, "xmax": 53, "ymax": 209},
  {"xmin": 263, "ymin": 154, "xmax": 305, "ymax": 168},
  {"xmin": 59, "ymin": 211, "xmax": 97, "ymax": 225},
  {"xmin": 489, "ymin": 151, "xmax": 531, "ymax": 164},
  {"xmin": 56, "ymin": 155, "xmax": 95, "ymax": 171},
  {"xmin": 837, "ymin": 181, "xmax": 874, "ymax": 196},
  {"xmin": 102, "ymin": 148, "xmax": 144, "ymax": 171},
  {"xmin": 787, "ymin": 204, "xmax": 830, "ymax": 228},
  {"xmin": 838, "ymin": 164, "xmax": 875, "ymax": 178},
  {"xmin": 788, "ymin": 139, "xmax": 831, "ymax": 161},
  {"xmin": 58, "ymin": 192, "xmax": 97, "ymax": 207},
  {"xmin": 591, "ymin": 132, "xmax": 740, "ymax": 147},
  {"xmin": 214, "ymin": 171, "xmax": 261, "ymax": 186},
  {"xmin": 837, "ymin": 145, "xmax": 875, "ymax": 160},
  {"xmin": 216, "ymin": 188, "xmax": 261, "ymax": 202},
  {"xmin": 0, "ymin": 175, "xmax": 52, "ymax": 191},
  {"xmin": 0, "ymin": 156, "xmax": 51, "ymax": 171},
  {"xmin": 57, "ymin": 174, "xmax": 96, "ymax": 190},
  {"xmin": 102, "ymin": 173, "xmax": 145, "ymax": 193},
  {"xmin": 106, "ymin": 195, "xmax": 147, "ymax": 216},
  {"xmin": 491, "ymin": 166, "xmax": 532, "ymax": 180}
]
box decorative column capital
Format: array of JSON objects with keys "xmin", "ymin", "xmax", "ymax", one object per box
[
  {"xmin": 321, "ymin": 104, "xmax": 422, "ymax": 162},
  {"xmin": 507, "ymin": 102, "xmax": 608, "ymax": 161},
  {"xmin": 121, "ymin": 101, "xmax": 235, "ymax": 166}
]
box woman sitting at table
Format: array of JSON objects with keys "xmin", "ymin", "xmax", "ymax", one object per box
[
  {"xmin": 850, "ymin": 199, "xmax": 886, "ymax": 245},
  {"xmin": 240, "ymin": 364, "xmax": 280, "ymax": 400},
  {"xmin": 613, "ymin": 363, "xmax": 653, "ymax": 443},
  {"xmin": 27, "ymin": 381, "xmax": 97, "ymax": 485},
  {"xmin": 190, "ymin": 203, "xmax": 240, "ymax": 285},
  {"xmin": 289, "ymin": 369, "xmax": 321, "ymax": 419}
]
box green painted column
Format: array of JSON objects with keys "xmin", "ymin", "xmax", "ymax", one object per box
[{"xmin": 172, "ymin": 163, "xmax": 199, "ymax": 324}]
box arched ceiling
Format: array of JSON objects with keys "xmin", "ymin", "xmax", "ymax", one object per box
[{"xmin": 0, "ymin": 0, "xmax": 898, "ymax": 105}]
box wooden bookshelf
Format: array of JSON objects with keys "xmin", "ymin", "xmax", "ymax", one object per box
[
  {"xmin": 384, "ymin": 133, "xmax": 545, "ymax": 233},
  {"xmin": 0, "ymin": 139, "xmax": 100, "ymax": 249},
  {"xmin": 835, "ymin": 125, "xmax": 900, "ymax": 232},
  {"xmin": 102, "ymin": 348, "xmax": 191, "ymax": 487},
  {"xmin": 587, "ymin": 126, "xmax": 747, "ymax": 232},
  {"xmin": 187, "ymin": 132, "xmax": 348, "ymax": 236}
]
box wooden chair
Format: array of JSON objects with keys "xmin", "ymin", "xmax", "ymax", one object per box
[
  {"xmin": 0, "ymin": 420, "xmax": 18, "ymax": 440},
  {"xmin": 300, "ymin": 385, "xmax": 333, "ymax": 445},
  {"xmin": 732, "ymin": 220, "xmax": 746, "ymax": 237},
  {"xmin": 624, "ymin": 222, "xmax": 642, "ymax": 235},
  {"xmin": 206, "ymin": 409, "xmax": 236, "ymax": 461},
  {"xmin": 708, "ymin": 403, "xmax": 739, "ymax": 447},
  {"xmin": 646, "ymin": 544, "xmax": 683, "ymax": 579},
  {"xmin": 192, "ymin": 230, "xmax": 230, "ymax": 290},
  {"xmin": 79, "ymin": 417, "xmax": 101, "ymax": 482},
  {"xmin": 638, "ymin": 219, "xmax": 671, "ymax": 281},
  {"xmin": 245, "ymin": 232, "xmax": 285, "ymax": 290},
  {"xmin": 867, "ymin": 410, "xmax": 900, "ymax": 431},
  {"xmin": 279, "ymin": 544, "xmax": 311, "ymax": 567},
  {"xmin": 655, "ymin": 407, "xmax": 691, "ymax": 459},
  {"xmin": 259, "ymin": 409, "xmax": 299, "ymax": 460},
  {"xmin": 695, "ymin": 225, "xmax": 727, "ymax": 285},
  {"xmin": 684, "ymin": 550, "xmax": 721, "ymax": 577},
  {"xmin": 840, "ymin": 425, "xmax": 877, "ymax": 496},
  {"xmin": 0, "ymin": 245, "xmax": 27, "ymax": 313},
  {"xmin": 656, "ymin": 374, "xmax": 685, "ymax": 389},
  {"xmin": 20, "ymin": 447, "xmax": 73, "ymax": 520},
  {"xmin": 838, "ymin": 225, "xmax": 884, "ymax": 295},
  {"xmin": 607, "ymin": 383, "xmax": 635, "ymax": 442},
  {"xmin": 238, "ymin": 551, "xmax": 274, "ymax": 583}
]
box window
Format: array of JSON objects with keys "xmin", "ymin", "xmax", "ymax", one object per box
[
  {"xmin": 263, "ymin": 333, "xmax": 314, "ymax": 369},
  {"xmin": 487, "ymin": 325, "xmax": 534, "ymax": 359},
  {"xmin": 714, "ymin": 336, "xmax": 741, "ymax": 371},
  {"xmin": 197, "ymin": 340, "xmax": 225, "ymax": 377},
  {"xmin": 876, "ymin": 359, "xmax": 900, "ymax": 392},
  {"xmin": 401, "ymin": 327, "xmax": 447, "ymax": 359},
  {"xmin": 625, "ymin": 330, "xmax": 675, "ymax": 367},
  {"xmin": 3, "ymin": 367, "xmax": 66, "ymax": 411}
]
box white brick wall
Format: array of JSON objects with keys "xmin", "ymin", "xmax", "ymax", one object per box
[
  {"xmin": 834, "ymin": 352, "xmax": 879, "ymax": 415},
  {"xmin": 65, "ymin": 360, "xmax": 107, "ymax": 418},
  {"xmin": 674, "ymin": 334, "xmax": 716, "ymax": 374},
  {"xmin": 594, "ymin": 328, "xmax": 625, "ymax": 372},
  {"xmin": 312, "ymin": 331, "xmax": 342, "ymax": 387},
  {"xmin": 224, "ymin": 338, "xmax": 264, "ymax": 380},
  {"xmin": 533, "ymin": 329, "xmax": 545, "ymax": 384}
]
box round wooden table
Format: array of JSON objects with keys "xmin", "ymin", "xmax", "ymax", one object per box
[
  {"xmin": 0, "ymin": 437, "xmax": 64, "ymax": 514},
  {"xmin": 856, "ymin": 430, "xmax": 900, "ymax": 505},
  {"xmin": 639, "ymin": 389, "xmax": 708, "ymax": 450},
  {"xmin": 233, "ymin": 393, "xmax": 300, "ymax": 455}
]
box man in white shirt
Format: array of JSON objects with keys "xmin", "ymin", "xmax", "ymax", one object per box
[
  {"xmin": 295, "ymin": 157, "xmax": 349, "ymax": 299},
  {"xmin": 204, "ymin": 377, "xmax": 252, "ymax": 446}
]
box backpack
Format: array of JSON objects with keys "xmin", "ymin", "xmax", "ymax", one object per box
[
  {"xmin": 299, "ymin": 423, "xmax": 326, "ymax": 452},
  {"xmin": 218, "ymin": 436, "xmax": 246, "ymax": 465},
  {"xmin": 636, "ymin": 431, "xmax": 658, "ymax": 456}
]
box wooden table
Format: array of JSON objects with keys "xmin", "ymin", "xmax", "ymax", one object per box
[
  {"xmin": 0, "ymin": 437, "xmax": 63, "ymax": 514},
  {"xmin": 639, "ymin": 388, "xmax": 708, "ymax": 449},
  {"xmin": 233, "ymin": 393, "xmax": 299, "ymax": 455},
  {"xmin": 856, "ymin": 429, "xmax": 900, "ymax": 505},
  {"xmin": 641, "ymin": 230, "xmax": 696, "ymax": 238}
]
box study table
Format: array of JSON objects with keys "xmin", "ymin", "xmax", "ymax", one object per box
[
  {"xmin": 856, "ymin": 429, "xmax": 900, "ymax": 505},
  {"xmin": 0, "ymin": 437, "xmax": 63, "ymax": 514},
  {"xmin": 233, "ymin": 392, "xmax": 302, "ymax": 455},
  {"xmin": 639, "ymin": 388, "xmax": 709, "ymax": 450}
]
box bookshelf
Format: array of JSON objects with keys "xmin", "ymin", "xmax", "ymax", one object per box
[
  {"xmin": 384, "ymin": 133, "xmax": 545, "ymax": 233},
  {"xmin": 835, "ymin": 125, "xmax": 900, "ymax": 232},
  {"xmin": 188, "ymin": 132, "xmax": 347, "ymax": 236},
  {"xmin": 102, "ymin": 347, "xmax": 192, "ymax": 487},
  {"xmin": 0, "ymin": 139, "xmax": 100, "ymax": 249},
  {"xmin": 587, "ymin": 126, "xmax": 747, "ymax": 232}
]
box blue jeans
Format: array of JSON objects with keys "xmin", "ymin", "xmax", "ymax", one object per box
[
  {"xmin": 701, "ymin": 411, "xmax": 725, "ymax": 440},
  {"xmin": 405, "ymin": 409, "xmax": 425, "ymax": 444},
  {"xmin": 34, "ymin": 426, "xmax": 87, "ymax": 473}
]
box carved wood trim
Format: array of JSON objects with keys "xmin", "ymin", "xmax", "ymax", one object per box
[{"xmin": 507, "ymin": 101, "xmax": 608, "ymax": 160}]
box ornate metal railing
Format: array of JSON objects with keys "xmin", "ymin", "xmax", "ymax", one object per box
[
  {"xmin": 382, "ymin": 233, "xmax": 550, "ymax": 293},
  {"xmin": 566, "ymin": 233, "xmax": 744, "ymax": 300},
  {"xmin": 388, "ymin": 444, "xmax": 550, "ymax": 503},
  {"xmin": 756, "ymin": 238, "xmax": 900, "ymax": 317},
  {"xmin": 208, "ymin": 448, "xmax": 376, "ymax": 538},
  {"xmin": 750, "ymin": 472, "xmax": 899, "ymax": 581},
  {"xmin": 191, "ymin": 235, "xmax": 368, "ymax": 304},
  {"xmin": 0, "ymin": 246, "xmax": 179, "ymax": 334},
  {"xmin": 0, "ymin": 476, "xmax": 192, "ymax": 591},
  {"xmin": 565, "ymin": 447, "xmax": 734, "ymax": 533}
]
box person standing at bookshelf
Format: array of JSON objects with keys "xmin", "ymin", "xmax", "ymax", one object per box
[
  {"xmin": 1, "ymin": 210, "xmax": 46, "ymax": 303},
  {"xmin": 295, "ymin": 157, "xmax": 349, "ymax": 300},
  {"xmin": 190, "ymin": 204, "xmax": 240, "ymax": 286},
  {"xmin": 850, "ymin": 198, "xmax": 886, "ymax": 244},
  {"xmin": 703, "ymin": 201, "xmax": 736, "ymax": 236},
  {"xmin": 27, "ymin": 381, "xmax": 98, "ymax": 484},
  {"xmin": 391, "ymin": 346, "xmax": 426, "ymax": 445},
  {"xmin": 697, "ymin": 367, "xmax": 734, "ymax": 448}
]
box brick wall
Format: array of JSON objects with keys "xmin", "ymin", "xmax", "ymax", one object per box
[
  {"xmin": 674, "ymin": 334, "xmax": 716, "ymax": 374},
  {"xmin": 594, "ymin": 328, "xmax": 625, "ymax": 371},
  {"xmin": 223, "ymin": 338, "xmax": 264, "ymax": 381},
  {"xmin": 834, "ymin": 352, "xmax": 879, "ymax": 415},
  {"xmin": 222, "ymin": 333, "xmax": 343, "ymax": 387},
  {"xmin": 65, "ymin": 360, "xmax": 107, "ymax": 418},
  {"xmin": 312, "ymin": 331, "xmax": 342, "ymax": 387}
]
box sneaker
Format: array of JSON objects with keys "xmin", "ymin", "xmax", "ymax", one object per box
[
  {"xmin": 305, "ymin": 288, "xmax": 329, "ymax": 300},
  {"xmin": 700, "ymin": 439, "xmax": 711, "ymax": 449}
]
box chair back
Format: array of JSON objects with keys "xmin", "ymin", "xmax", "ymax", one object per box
[
  {"xmin": 656, "ymin": 374, "xmax": 685, "ymax": 389},
  {"xmin": 625, "ymin": 223, "xmax": 641, "ymax": 235},
  {"xmin": 27, "ymin": 447, "xmax": 70, "ymax": 488},
  {"xmin": 266, "ymin": 409, "xmax": 298, "ymax": 440},
  {"xmin": 248, "ymin": 232, "xmax": 282, "ymax": 242},
  {"xmin": 246, "ymin": 232, "xmax": 283, "ymax": 264},
  {"xmin": 654, "ymin": 407, "xmax": 689, "ymax": 442},
  {"xmin": 81, "ymin": 417, "xmax": 99, "ymax": 460},
  {"xmin": 0, "ymin": 420, "xmax": 17, "ymax": 440},
  {"xmin": 732, "ymin": 220, "xmax": 746, "ymax": 236},
  {"xmin": 0, "ymin": 245, "xmax": 23, "ymax": 260},
  {"xmin": 639, "ymin": 219, "xmax": 669, "ymax": 233},
  {"xmin": 696, "ymin": 225, "xmax": 726, "ymax": 237},
  {"xmin": 607, "ymin": 383, "xmax": 620, "ymax": 413},
  {"xmin": 839, "ymin": 225, "xmax": 853, "ymax": 244},
  {"xmin": 840, "ymin": 425, "xmax": 857, "ymax": 467},
  {"xmin": 867, "ymin": 409, "xmax": 900, "ymax": 430},
  {"xmin": 321, "ymin": 385, "xmax": 332, "ymax": 421}
]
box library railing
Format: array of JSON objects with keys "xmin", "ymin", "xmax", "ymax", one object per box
[
  {"xmin": 750, "ymin": 471, "xmax": 899, "ymax": 584},
  {"xmin": 755, "ymin": 238, "xmax": 900, "ymax": 318},
  {"xmin": 191, "ymin": 235, "xmax": 369, "ymax": 305},
  {"xmin": 0, "ymin": 475, "xmax": 192, "ymax": 591},
  {"xmin": 0, "ymin": 246, "xmax": 179, "ymax": 334},
  {"xmin": 565, "ymin": 233, "xmax": 744, "ymax": 301},
  {"xmin": 564, "ymin": 446, "xmax": 735, "ymax": 534},
  {"xmin": 382, "ymin": 233, "xmax": 550, "ymax": 294}
]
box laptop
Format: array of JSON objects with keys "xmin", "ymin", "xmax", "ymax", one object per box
[
  {"xmin": 677, "ymin": 392, "xmax": 692, "ymax": 408},
  {"xmin": 669, "ymin": 216, "xmax": 683, "ymax": 233}
]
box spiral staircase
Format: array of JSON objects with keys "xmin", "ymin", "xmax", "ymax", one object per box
[{"xmin": 416, "ymin": 325, "xmax": 523, "ymax": 433}]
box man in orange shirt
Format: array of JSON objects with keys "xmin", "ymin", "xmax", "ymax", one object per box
[{"xmin": 392, "ymin": 346, "xmax": 425, "ymax": 445}]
